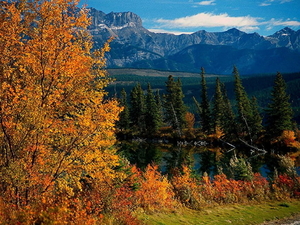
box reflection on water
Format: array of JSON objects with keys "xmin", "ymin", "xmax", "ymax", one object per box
[{"xmin": 117, "ymin": 141, "xmax": 300, "ymax": 178}]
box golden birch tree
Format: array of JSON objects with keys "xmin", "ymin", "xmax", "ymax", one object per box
[{"xmin": 0, "ymin": 0, "xmax": 121, "ymax": 207}]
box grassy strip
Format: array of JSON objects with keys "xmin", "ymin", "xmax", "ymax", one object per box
[{"xmin": 138, "ymin": 200, "xmax": 300, "ymax": 225}]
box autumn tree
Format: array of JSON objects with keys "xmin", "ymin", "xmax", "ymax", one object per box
[
  {"xmin": 265, "ymin": 72, "xmax": 294, "ymax": 138},
  {"xmin": 0, "ymin": 0, "xmax": 122, "ymax": 212}
]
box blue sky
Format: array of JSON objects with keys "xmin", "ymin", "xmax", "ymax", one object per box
[{"xmin": 80, "ymin": 0, "xmax": 300, "ymax": 36}]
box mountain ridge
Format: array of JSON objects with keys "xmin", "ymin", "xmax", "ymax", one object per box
[{"xmin": 88, "ymin": 8, "xmax": 300, "ymax": 74}]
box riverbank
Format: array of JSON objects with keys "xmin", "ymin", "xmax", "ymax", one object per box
[{"xmin": 138, "ymin": 200, "xmax": 300, "ymax": 225}]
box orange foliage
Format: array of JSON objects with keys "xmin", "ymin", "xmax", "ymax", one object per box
[
  {"xmin": 172, "ymin": 170, "xmax": 271, "ymax": 207},
  {"xmin": 134, "ymin": 164, "xmax": 176, "ymax": 212},
  {"xmin": 209, "ymin": 126, "xmax": 224, "ymax": 139},
  {"xmin": 185, "ymin": 112, "xmax": 195, "ymax": 130},
  {"xmin": 171, "ymin": 166, "xmax": 204, "ymax": 208},
  {"xmin": 272, "ymin": 174, "xmax": 300, "ymax": 199},
  {"xmin": 279, "ymin": 130, "xmax": 300, "ymax": 149},
  {"xmin": 0, "ymin": 0, "xmax": 122, "ymax": 222},
  {"xmin": 1, "ymin": 2, "xmax": 299, "ymax": 221}
]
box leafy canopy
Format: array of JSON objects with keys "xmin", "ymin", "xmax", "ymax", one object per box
[{"xmin": 0, "ymin": 0, "xmax": 122, "ymax": 205}]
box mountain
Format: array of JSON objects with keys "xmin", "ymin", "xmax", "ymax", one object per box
[{"xmin": 88, "ymin": 8, "xmax": 300, "ymax": 74}]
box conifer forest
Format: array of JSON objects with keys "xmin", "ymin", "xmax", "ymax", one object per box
[{"xmin": 0, "ymin": 0, "xmax": 300, "ymax": 224}]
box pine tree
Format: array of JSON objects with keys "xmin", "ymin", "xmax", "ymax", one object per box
[
  {"xmin": 234, "ymin": 66, "xmax": 252, "ymax": 132},
  {"xmin": 164, "ymin": 75, "xmax": 187, "ymax": 135},
  {"xmin": 145, "ymin": 83, "xmax": 161, "ymax": 135},
  {"xmin": 130, "ymin": 83, "xmax": 146, "ymax": 133},
  {"xmin": 200, "ymin": 67, "xmax": 212, "ymax": 133},
  {"xmin": 117, "ymin": 88, "xmax": 130, "ymax": 131},
  {"xmin": 212, "ymin": 78, "xmax": 237, "ymax": 140},
  {"xmin": 212, "ymin": 77, "xmax": 223, "ymax": 132},
  {"xmin": 266, "ymin": 72, "xmax": 294, "ymax": 138},
  {"xmin": 233, "ymin": 66, "xmax": 262, "ymax": 139},
  {"xmin": 221, "ymin": 82, "xmax": 238, "ymax": 140},
  {"xmin": 155, "ymin": 89, "xmax": 164, "ymax": 128},
  {"xmin": 250, "ymin": 96, "xmax": 263, "ymax": 138}
]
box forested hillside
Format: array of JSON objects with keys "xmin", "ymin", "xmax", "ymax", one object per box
[
  {"xmin": 113, "ymin": 68, "xmax": 300, "ymax": 143},
  {"xmin": 107, "ymin": 69, "xmax": 300, "ymax": 125}
]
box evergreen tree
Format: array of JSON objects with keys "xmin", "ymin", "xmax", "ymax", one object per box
[
  {"xmin": 130, "ymin": 83, "xmax": 146, "ymax": 133},
  {"xmin": 164, "ymin": 75, "xmax": 187, "ymax": 135},
  {"xmin": 212, "ymin": 77, "xmax": 223, "ymax": 132},
  {"xmin": 220, "ymin": 82, "xmax": 238, "ymax": 140},
  {"xmin": 193, "ymin": 96, "xmax": 202, "ymax": 128},
  {"xmin": 233, "ymin": 66, "xmax": 262, "ymax": 139},
  {"xmin": 250, "ymin": 96, "xmax": 263, "ymax": 139},
  {"xmin": 212, "ymin": 78, "xmax": 237, "ymax": 140},
  {"xmin": 155, "ymin": 89, "xmax": 164, "ymax": 128},
  {"xmin": 200, "ymin": 67, "xmax": 212, "ymax": 133},
  {"xmin": 117, "ymin": 88, "xmax": 130, "ymax": 131},
  {"xmin": 234, "ymin": 66, "xmax": 252, "ymax": 133},
  {"xmin": 145, "ymin": 83, "xmax": 161, "ymax": 135},
  {"xmin": 266, "ymin": 72, "xmax": 294, "ymax": 138}
]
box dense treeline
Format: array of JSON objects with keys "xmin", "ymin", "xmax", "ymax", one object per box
[
  {"xmin": 116, "ymin": 66, "xmax": 299, "ymax": 153},
  {"xmin": 108, "ymin": 71, "xmax": 300, "ymax": 122},
  {"xmin": 0, "ymin": 0, "xmax": 299, "ymax": 224}
]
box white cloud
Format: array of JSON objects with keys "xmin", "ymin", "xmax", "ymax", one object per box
[
  {"xmin": 155, "ymin": 12, "xmax": 260, "ymax": 31},
  {"xmin": 150, "ymin": 10, "xmax": 300, "ymax": 35},
  {"xmin": 149, "ymin": 28, "xmax": 193, "ymax": 35},
  {"xmin": 259, "ymin": 2, "xmax": 271, "ymax": 6},
  {"xmin": 260, "ymin": 0, "xmax": 292, "ymax": 6},
  {"xmin": 266, "ymin": 18, "xmax": 300, "ymax": 30},
  {"xmin": 197, "ymin": 0, "xmax": 216, "ymax": 6}
]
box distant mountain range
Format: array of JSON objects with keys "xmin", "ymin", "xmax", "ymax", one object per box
[{"xmin": 88, "ymin": 8, "xmax": 300, "ymax": 75}]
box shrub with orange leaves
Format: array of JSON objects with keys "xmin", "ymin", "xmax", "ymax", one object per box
[
  {"xmin": 134, "ymin": 164, "xmax": 176, "ymax": 212},
  {"xmin": 241, "ymin": 173, "xmax": 270, "ymax": 201},
  {"xmin": 272, "ymin": 174, "xmax": 300, "ymax": 199},
  {"xmin": 171, "ymin": 165, "xmax": 205, "ymax": 209},
  {"xmin": 197, "ymin": 172, "xmax": 270, "ymax": 205}
]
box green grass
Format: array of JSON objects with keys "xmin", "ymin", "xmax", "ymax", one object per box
[{"xmin": 138, "ymin": 200, "xmax": 300, "ymax": 225}]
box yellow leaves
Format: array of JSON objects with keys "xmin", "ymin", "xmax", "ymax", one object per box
[
  {"xmin": 185, "ymin": 112, "xmax": 195, "ymax": 131},
  {"xmin": 279, "ymin": 130, "xmax": 300, "ymax": 149},
  {"xmin": 281, "ymin": 130, "xmax": 296, "ymax": 142},
  {"xmin": 209, "ymin": 126, "xmax": 224, "ymax": 139},
  {"xmin": 202, "ymin": 175, "xmax": 210, "ymax": 184},
  {"xmin": 135, "ymin": 164, "xmax": 175, "ymax": 212},
  {"xmin": 0, "ymin": 0, "xmax": 123, "ymax": 209}
]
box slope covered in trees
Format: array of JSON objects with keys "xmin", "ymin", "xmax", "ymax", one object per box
[{"xmin": 116, "ymin": 68, "xmax": 299, "ymax": 152}]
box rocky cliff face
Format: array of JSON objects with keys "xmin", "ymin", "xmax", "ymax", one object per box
[
  {"xmin": 266, "ymin": 27, "xmax": 300, "ymax": 50},
  {"xmin": 89, "ymin": 8, "xmax": 142, "ymax": 29},
  {"xmin": 88, "ymin": 8, "xmax": 300, "ymax": 74}
]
